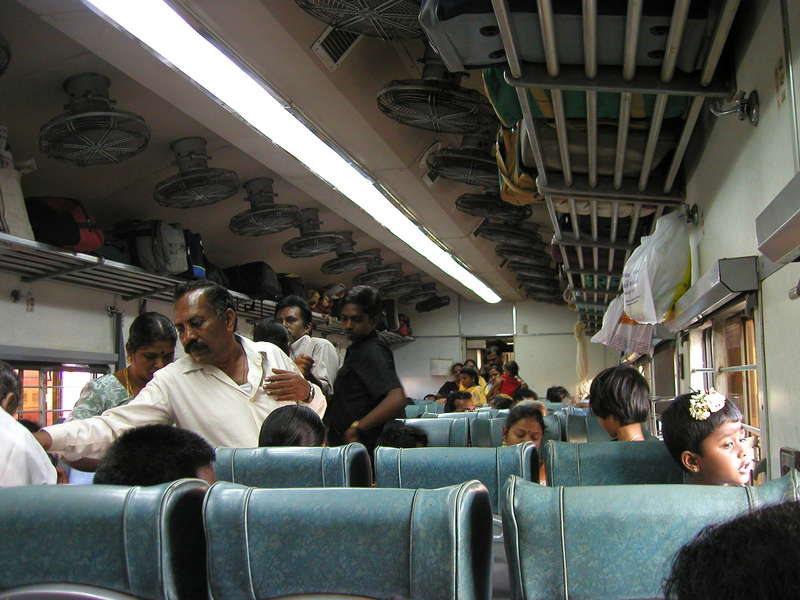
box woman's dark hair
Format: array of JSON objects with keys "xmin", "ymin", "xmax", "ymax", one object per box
[
  {"xmin": 492, "ymin": 394, "xmax": 514, "ymax": 410},
  {"xmin": 126, "ymin": 312, "xmax": 177, "ymax": 354},
  {"xmin": 258, "ymin": 405, "xmax": 326, "ymax": 447},
  {"xmin": 444, "ymin": 391, "xmax": 472, "ymax": 413},
  {"xmin": 377, "ymin": 422, "xmax": 428, "ymax": 448},
  {"xmin": 459, "ymin": 366, "xmax": 479, "ymax": 387},
  {"xmin": 341, "ymin": 285, "xmax": 383, "ymax": 319},
  {"xmin": 546, "ymin": 386, "xmax": 569, "ymax": 403},
  {"xmin": 503, "ymin": 361, "xmax": 519, "ymax": 377},
  {"xmin": 663, "ymin": 501, "xmax": 800, "ymax": 599},
  {"xmin": 0, "ymin": 359, "xmax": 20, "ymax": 413},
  {"xmin": 463, "ymin": 359, "xmax": 477, "ymax": 368},
  {"xmin": 661, "ymin": 392, "xmax": 743, "ymax": 471},
  {"xmin": 174, "ymin": 280, "xmax": 235, "ymax": 317},
  {"xmin": 589, "ymin": 365, "xmax": 650, "ymax": 425},
  {"xmin": 450, "ymin": 362, "xmax": 463, "ymax": 374},
  {"xmin": 514, "ymin": 388, "xmax": 538, "ymax": 402},
  {"xmin": 275, "ymin": 295, "xmax": 312, "ymax": 327},
  {"xmin": 505, "ymin": 401, "xmax": 546, "ymax": 433},
  {"xmin": 252, "ymin": 319, "xmax": 291, "ymax": 355}
]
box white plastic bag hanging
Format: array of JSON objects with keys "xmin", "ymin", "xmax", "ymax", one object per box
[
  {"xmin": 591, "ymin": 296, "xmax": 654, "ymax": 356},
  {"xmin": 622, "ymin": 211, "xmax": 691, "ymax": 324}
]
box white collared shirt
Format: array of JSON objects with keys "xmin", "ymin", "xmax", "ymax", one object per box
[
  {"xmin": 290, "ymin": 334, "xmax": 340, "ymax": 396},
  {"xmin": 45, "ymin": 336, "xmax": 326, "ymax": 461},
  {"xmin": 0, "ymin": 409, "xmax": 57, "ymax": 487}
]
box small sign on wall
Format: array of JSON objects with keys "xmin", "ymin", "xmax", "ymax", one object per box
[{"xmin": 430, "ymin": 358, "xmax": 453, "ymax": 377}]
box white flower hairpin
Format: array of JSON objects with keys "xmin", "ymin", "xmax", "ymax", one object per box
[{"xmin": 688, "ymin": 389, "xmax": 727, "ymax": 421}]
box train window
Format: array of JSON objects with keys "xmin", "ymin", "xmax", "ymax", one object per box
[{"xmin": 15, "ymin": 367, "xmax": 100, "ymax": 427}]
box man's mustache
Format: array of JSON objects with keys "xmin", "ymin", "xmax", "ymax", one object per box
[{"xmin": 184, "ymin": 340, "xmax": 210, "ymax": 354}]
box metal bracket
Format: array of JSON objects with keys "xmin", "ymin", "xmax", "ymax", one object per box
[{"xmin": 709, "ymin": 90, "xmax": 759, "ymax": 126}]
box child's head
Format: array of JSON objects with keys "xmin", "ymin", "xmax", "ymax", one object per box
[
  {"xmin": 513, "ymin": 387, "xmax": 538, "ymax": 403},
  {"xmin": 503, "ymin": 401, "xmax": 546, "ymax": 447},
  {"xmin": 661, "ymin": 391, "xmax": 752, "ymax": 485},
  {"xmin": 94, "ymin": 425, "xmax": 216, "ymax": 486},
  {"xmin": 444, "ymin": 391, "xmax": 474, "ymax": 413},
  {"xmin": 252, "ymin": 319, "xmax": 292, "ymax": 356},
  {"xmin": 423, "ymin": 393, "xmax": 437, "ymax": 403},
  {"xmin": 589, "ymin": 365, "xmax": 650, "ymax": 432},
  {"xmin": 546, "ymin": 386, "xmax": 569, "ymax": 403},
  {"xmin": 258, "ymin": 405, "xmax": 326, "ymax": 447},
  {"xmin": 377, "ymin": 422, "xmax": 428, "ymax": 448},
  {"xmin": 503, "ymin": 361, "xmax": 519, "ymax": 377},
  {"xmin": 458, "ymin": 366, "xmax": 479, "ymax": 388},
  {"xmin": 491, "ymin": 393, "xmax": 514, "ymax": 410}
]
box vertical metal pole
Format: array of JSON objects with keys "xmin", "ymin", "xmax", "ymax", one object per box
[
  {"xmin": 780, "ymin": 0, "xmax": 800, "ymax": 173},
  {"xmin": 614, "ymin": 0, "xmax": 642, "ymax": 189},
  {"xmin": 583, "ymin": 0, "xmax": 598, "ymax": 187}
]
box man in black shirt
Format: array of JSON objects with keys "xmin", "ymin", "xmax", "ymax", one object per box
[{"xmin": 325, "ymin": 286, "xmax": 405, "ymax": 452}]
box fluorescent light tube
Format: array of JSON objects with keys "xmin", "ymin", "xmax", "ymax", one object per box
[{"xmin": 84, "ymin": 0, "xmax": 501, "ymax": 303}]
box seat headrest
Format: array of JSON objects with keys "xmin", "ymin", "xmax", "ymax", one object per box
[
  {"xmin": 472, "ymin": 415, "xmax": 562, "ymax": 447},
  {"xmin": 398, "ymin": 417, "xmax": 469, "ymax": 446},
  {"xmin": 502, "ymin": 470, "xmax": 800, "ymax": 599},
  {"xmin": 0, "ymin": 479, "xmax": 208, "ymax": 599},
  {"xmin": 565, "ymin": 411, "xmax": 612, "ymax": 443},
  {"xmin": 203, "ymin": 480, "xmax": 493, "ymax": 600},
  {"xmin": 375, "ymin": 444, "xmax": 537, "ymax": 512},
  {"xmin": 544, "ymin": 440, "xmax": 684, "ymax": 486},
  {"xmin": 214, "ymin": 443, "xmax": 372, "ymax": 488}
]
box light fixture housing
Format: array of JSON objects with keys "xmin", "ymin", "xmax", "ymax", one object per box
[{"xmin": 83, "ymin": 0, "xmax": 501, "ymax": 303}]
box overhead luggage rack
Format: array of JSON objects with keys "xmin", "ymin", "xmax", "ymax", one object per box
[
  {"xmin": 0, "ymin": 232, "xmax": 414, "ymax": 344},
  {"xmin": 482, "ymin": 0, "xmax": 741, "ymax": 332}
]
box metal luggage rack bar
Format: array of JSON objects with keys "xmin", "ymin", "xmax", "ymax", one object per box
[
  {"xmin": 491, "ymin": 0, "xmax": 741, "ymax": 324},
  {"xmin": 0, "ymin": 233, "xmax": 419, "ymax": 343}
]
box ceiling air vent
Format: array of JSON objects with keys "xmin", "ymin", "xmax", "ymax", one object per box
[{"xmin": 312, "ymin": 26, "xmax": 361, "ymax": 71}]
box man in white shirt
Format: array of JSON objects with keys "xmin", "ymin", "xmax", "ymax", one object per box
[
  {"xmin": 274, "ymin": 295, "xmax": 340, "ymax": 397},
  {"xmin": 34, "ymin": 281, "xmax": 325, "ymax": 462},
  {"xmin": 0, "ymin": 360, "xmax": 57, "ymax": 486}
]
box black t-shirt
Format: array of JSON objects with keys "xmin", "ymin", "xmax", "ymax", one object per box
[{"xmin": 326, "ymin": 331, "xmax": 402, "ymax": 446}]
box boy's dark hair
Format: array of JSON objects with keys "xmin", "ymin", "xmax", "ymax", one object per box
[
  {"xmin": 459, "ymin": 366, "xmax": 479, "ymax": 386},
  {"xmin": 514, "ymin": 387, "xmax": 538, "ymax": 402},
  {"xmin": 342, "ymin": 285, "xmax": 383, "ymax": 320},
  {"xmin": 492, "ymin": 394, "xmax": 514, "ymax": 410},
  {"xmin": 664, "ymin": 501, "xmax": 800, "ymax": 599},
  {"xmin": 0, "ymin": 360, "xmax": 20, "ymax": 413},
  {"xmin": 174, "ymin": 280, "xmax": 235, "ymax": 317},
  {"xmin": 258, "ymin": 405, "xmax": 326, "ymax": 447},
  {"xmin": 444, "ymin": 391, "xmax": 472, "ymax": 413},
  {"xmin": 377, "ymin": 422, "xmax": 428, "ymax": 448},
  {"xmin": 94, "ymin": 425, "xmax": 215, "ymax": 486},
  {"xmin": 275, "ymin": 295, "xmax": 312, "ymax": 327},
  {"xmin": 252, "ymin": 319, "xmax": 291, "ymax": 355},
  {"xmin": 546, "ymin": 386, "xmax": 569, "ymax": 403},
  {"xmin": 661, "ymin": 392, "xmax": 743, "ymax": 471},
  {"xmin": 503, "ymin": 361, "xmax": 519, "ymax": 377},
  {"xmin": 589, "ymin": 366, "xmax": 650, "ymax": 425},
  {"xmin": 505, "ymin": 401, "xmax": 547, "ymax": 433}
]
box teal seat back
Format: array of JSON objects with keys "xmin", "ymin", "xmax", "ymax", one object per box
[
  {"xmin": 204, "ymin": 481, "xmax": 493, "ymax": 600},
  {"xmin": 472, "ymin": 415, "xmax": 562, "ymax": 447},
  {"xmin": 375, "ymin": 444, "xmax": 537, "ymax": 512},
  {"xmin": 565, "ymin": 411, "xmax": 613, "ymax": 443},
  {"xmin": 214, "ymin": 443, "xmax": 372, "ymax": 488},
  {"xmin": 398, "ymin": 417, "xmax": 469, "ymax": 446},
  {"xmin": 0, "ymin": 480, "xmax": 208, "ymax": 599},
  {"xmin": 405, "ymin": 404, "xmax": 425, "ymax": 418},
  {"xmin": 544, "ymin": 440, "xmax": 684, "ymax": 486},
  {"xmin": 502, "ymin": 471, "xmax": 800, "ymax": 600}
]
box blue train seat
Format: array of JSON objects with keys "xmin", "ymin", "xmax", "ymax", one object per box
[
  {"xmin": 472, "ymin": 414, "xmax": 563, "ymax": 447},
  {"xmin": 396, "ymin": 417, "xmax": 469, "ymax": 446}
]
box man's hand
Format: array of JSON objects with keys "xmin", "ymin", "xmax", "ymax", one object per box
[
  {"xmin": 264, "ymin": 369, "xmax": 312, "ymax": 403},
  {"xmin": 294, "ymin": 354, "xmax": 314, "ymax": 378},
  {"xmin": 33, "ymin": 430, "xmax": 52, "ymax": 451}
]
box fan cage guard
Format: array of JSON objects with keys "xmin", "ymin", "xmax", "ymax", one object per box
[
  {"xmin": 154, "ymin": 168, "xmax": 240, "ymax": 208},
  {"xmin": 229, "ymin": 205, "xmax": 302, "ymax": 236},
  {"xmin": 416, "ymin": 296, "xmax": 451, "ymax": 312},
  {"xmin": 377, "ymin": 80, "xmax": 498, "ymax": 134},
  {"xmin": 518, "ymin": 278, "xmax": 560, "ymax": 292},
  {"xmin": 456, "ymin": 194, "xmax": 532, "ymax": 221},
  {"xmin": 353, "ymin": 265, "xmax": 403, "ymax": 287},
  {"xmin": 282, "ymin": 232, "xmax": 345, "ymax": 258},
  {"xmin": 294, "ymin": 0, "xmax": 422, "ymax": 40},
  {"xmin": 400, "ymin": 289, "xmax": 438, "ymax": 305},
  {"xmin": 427, "ymin": 149, "xmax": 498, "ymax": 188},
  {"xmin": 500, "ymin": 250, "xmax": 552, "ymax": 268},
  {"xmin": 321, "ymin": 252, "xmax": 381, "ymax": 275},
  {"xmin": 380, "ymin": 279, "xmax": 422, "ymax": 298},
  {"xmin": 475, "ymin": 223, "xmax": 542, "ymax": 247}
]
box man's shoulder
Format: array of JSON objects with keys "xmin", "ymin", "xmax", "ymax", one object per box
[{"xmin": 309, "ymin": 336, "xmax": 337, "ymax": 351}]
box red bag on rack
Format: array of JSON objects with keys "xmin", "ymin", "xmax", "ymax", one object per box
[{"xmin": 25, "ymin": 196, "xmax": 104, "ymax": 252}]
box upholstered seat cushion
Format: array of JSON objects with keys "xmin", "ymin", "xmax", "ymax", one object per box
[
  {"xmin": 214, "ymin": 443, "xmax": 372, "ymax": 488},
  {"xmin": 544, "ymin": 440, "xmax": 684, "ymax": 486},
  {"xmin": 203, "ymin": 480, "xmax": 493, "ymax": 600},
  {"xmin": 502, "ymin": 471, "xmax": 800, "ymax": 599},
  {"xmin": 396, "ymin": 417, "xmax": 469, "ymax": 446}
]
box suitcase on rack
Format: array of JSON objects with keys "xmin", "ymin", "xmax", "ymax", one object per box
[
  {"xmin": 25, "ymin": 196, "xmax": 104, "ymax": 252},
  {"xmin": 0, "ymin": 169, "xmax": 34, "ymax": 240},
  {"xmin": 184, "ymin": 230, "xmax": 206, "ymax": 279},
  {"xmin": 115, "ymin": 220, "xmax": 188, "ymax": 275},
  {"xmin": 420, "ymin": 0, "xmax": 715, "ymax": 73},
  {"xmin": 278, "ymin": 272, "xmax": 306, "ymax": 299},
  {"xmin": 224, "ymin": 262, "xmax": 281, "ymax": 300}
]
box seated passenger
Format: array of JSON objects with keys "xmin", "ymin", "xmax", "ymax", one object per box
[
  {"xmin": 513, "ymin": 387, "xmax": 538, "ymax": 403},
  {"xmin": 546, "ymin": 385, "xmax": 570, "ymax": 403},
  {"xmin": 663, "ymin": 501, "xmax": 800, "ymax": 599},
  {"xmin": 93, "ymin": 424, "xmax": 216, "ymax": 486},
  {"xmin": 253, "ymin": 319, "xmax": 292, "ymax": 356},
  {"xmin": 376, "ymin": 422, "xmax": 428, "ymax": 448},
  {"xmin": 423, "ymin": 393, "xmax": 437, "ymax": 404},
  {"xmin": 660, "ymin": 390, "xmax": 753, "ymax": 486},
  {"xmin": 444, "ymin": 391, "xmax": 475, "ymax": 413},
  {"xmin": 589, "ymin": 365, "xmax": 650, "ymax": 441},
  {"xmin": 502, "ymin": 401, "xmax": 547, "ymax": 484},
  {"xmin": 0, "ymin": 360, "xmax": 57, "ymax": 487},
  {"xmin": 497, "ymin": 361, "xmax": 524, "ymax": 397},
  {"xmin": 491, "ymin": 393, "xmax": 514, "ymax": 410},
  {"xmin": 258, "ymin": 404, "xmax": 326, "ymax": 447},
  {"xmin": 436, "ymin": 362, "xmax": 462, "ymax": 400},
  {"xmin": 457, "ymin": 367, "xmax": 487, "ymax": 406},
  {"xmin": 485, "ymin": 365, "xmax": 503, "ymax": 401}
]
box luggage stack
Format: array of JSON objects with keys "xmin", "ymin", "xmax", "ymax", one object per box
[{"xmin": 419, "ymin": 0, "xmax": 742, "ymax": 332}]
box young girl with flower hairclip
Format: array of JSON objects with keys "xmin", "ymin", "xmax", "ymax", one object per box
[{"xmin": 661, "ymin": 390, "xmax": 754, "ymax": 485}]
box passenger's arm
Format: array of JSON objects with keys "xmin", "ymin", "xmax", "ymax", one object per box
[
  {"xmin": 344, "ymin": 386, "xmax": 406, "ymax": 442},
  {"xmin": 262, "ymin": 349, "xmax": 326, "ymax": 417}
]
